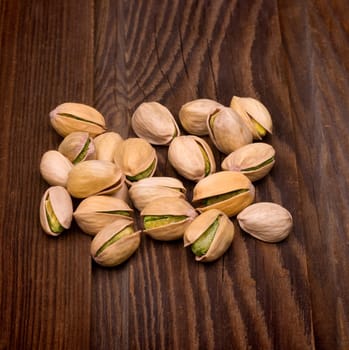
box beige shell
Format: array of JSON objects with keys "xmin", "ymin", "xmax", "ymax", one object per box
[
  {"xmin": 129, "ymin": 176, "xmax": 186, "ymax": 211},
  {"xmin": 141, "ymin": 197, "xmax": 198, "ymax": 241},
  {"xmin": 49, "ymin": 102, "xmax": 106, "ymax": 137},
  {"xmin": 221, "ymin": 142, "xmax": 275, "ymax": 182},
  {"xmin": 237, "ymin": 202, "xmax": 293, "ymax": 242},
  {"xmin": 39, "ymin": 186, "xmax": 73, "ymax": 236},
  {"xmin": 58, "ymin": 131, "xmax": 96, "ymax": 164},
  {"xmin": 179, "ymin": 99, "xmax": 224, "ymax": 136},
  {"xmin": 74, "ymin": 195, "xmax": 133, "ymax": 235},
  {"xmin": 94, "ymin": 132, "xmax": 124, "ymax": 162},
  {"xmin": 192, "ymin": 171, "xmax": 255, "ymax": 217},
  {"xmin": 184, "ymin": 209, "xmax": 235, "ymax": 262},
  {"xmin": 110, "ymin": 182, "xmax": 131, "ymax": 205},
  {"xmin": 168, "ymin": 135, "xmax": 216, "ymax": 181},
  {"xmin": 207, "ymin": 107, "xmax": 253, "ymax": 154},
  {"xmin": 67, "ymin": 160, "xmax": 124, "ymax": 198},
  {"xmin": 91, "ymin": 219, "xmax": 141, "ymax": 267},
  {"xmin": 40, "ymin": 150, "xmax": 73, "ymax": 187},
  {"xmin": 230, "ymin": 96, "xmax": 273, "ymax": 139},
  {"xmin": 131, "ymin": 102, "xmax": 180, "ymax": 145}
]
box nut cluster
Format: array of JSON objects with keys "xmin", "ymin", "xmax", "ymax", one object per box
[{"xmin": 40, "ymin": 99, "xmax": 293, "ymax": 267}]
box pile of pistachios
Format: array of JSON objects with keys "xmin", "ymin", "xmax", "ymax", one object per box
[{"xmin": 39, "ymin": 98, "xmax": 293, "ymax": 267}]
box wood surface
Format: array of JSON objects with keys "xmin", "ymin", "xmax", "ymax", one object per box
[{"xmin": 0, "ymin": 0, "xmax": 348, "ymax": 349}]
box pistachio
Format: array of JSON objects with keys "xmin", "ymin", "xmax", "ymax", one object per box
[
  {"xmin": 207, "ymin": 107, "xmax": 253, "ymax": 154},
  {"xmin": 221, "ymin": 143, "xmax": 275, "ymax": 181},
  {"xmin": 192, "ymin": 171, "xmax": 255, "ymax": 217},
  {"xmin": 131, "ymin": 102, "xmax": 180, "ymax": 145},
  {"xmin": 141, "ymin": 197, "xmax": 198, "ymax": 241},
  {"xmin": 179, "ymin": 99, "xmax": 224, "ymax": 136},
  {"xmin": 168, "ymin": 135, "xmax": 216, "ymax": 181},
  {"xmin": 40, "ymin": 150, "xmax": 73, "ymax": 187},
  {"xmin": 129, "ymin": 176, "xmax": 186, "ymax": 211},
  {"xmin": 39, "ymin": 186, "xmax": 73, "ymax": 236},
  {"xmin": 49, "ymin": 102, "xmax": 106, "ymax": 137},
  {"xmin": 237, "ymin": 202, "xmax": 292, "ymax": 242},
  {"xmin": 67, "ymin": 160, "xmax": 124, "ymax": 198},
  {"xmin": 74, "ymin": 196, "xmax": 133, "ymax": 235},
  {"xmin": 91, "ymin": 219, "xmax": 141, "ymax": 267},
  {"xmin": 94, "ymin": 132, "xmax": 124, "ymax": 163},
  {"xmin": 230, "ymin": 96, "xmax": 273, "ymax": 139},
  {"xmin": 184, "ymin": 209, "xmax": 235, "ymax": 262}
]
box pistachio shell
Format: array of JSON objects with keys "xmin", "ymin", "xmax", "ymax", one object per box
[
  {"xmin": 110, "ymin": 182, "xmax": 131, "ymax": 205},
  {"xmin": 168, "ymin": 135, "xmax": 216, "ymax": 181},
  {"xmin": 94, "ymin": 132, "xmax": 124, "ymax": 162},
  {"xmin": 221, "ymin": 143, "xmax": 275, "ymax": 181},
  {"xmin": 131, "ymin": 102, "xmax": 180, "ymax": 145}
]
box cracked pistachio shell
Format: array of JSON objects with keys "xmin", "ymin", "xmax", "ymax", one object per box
[
  {"xmin": 221, "ymin": 142, "xmax": 275, "ymax": 182},
  {"xmin": 184, "ymin": 209, "xmax": 235, "ymax": 262},
  {"xmin": 168, "ymin": 135, "xmax": 216, "ymax": 181},
  {"xmin": 230, "ymin": 96, "xmax": 273, "ymax": 139},
  {"xmin": 40, "ymin": 186, "xmax": 73, "ymax": 236},
  {"xmin": 192, "ymin": 171, "xmax": 255, "ymax": 217},
  {"xmin": 94, "ymin": 132, "xmax": 124, "ymax": 162},
  {"xmin": 58, "ymin": 131, "xmax": 96, "ymax": 164},
  {"xmin": 141, "ymin": 197, "xmax": 198, "ymax": 241},
  {"xmin": 237, "ymin": 202, "xmax": 293, "ymax": 242},
  {"xmin": 131, "ymin": 102, "xmax": 180, "ymax": 145},
  {"xmin": 40, "ymin": 150, "xmax": 73, "ymax": 187},
  {"xmin": 129, "ymin": 176, "xmax": 186, "ymax": 211},
  {"xmin": 114, "ymin": 138, "xmax": 158, "ymax": 186},
  {"xmin": 179, "ymin": 99, "xmax": 224, "ymax": 136},
  {"xmin": 91, "ymin": 219, "xmax": 141, "ymax": 267},
  {"xmin": 67, "ymin": 160, "xmax": 124, "ymax": 198},
  {"xmin": 49, "ymin": 102, "xmax": 106, "ymax": 137},
  {"xmin": 207, "ymin": 107, "xmax": 253, "ymax": 154},
  {"xmin": 74, "ymin": 195, "xmax": 133, "ymax": 236}
]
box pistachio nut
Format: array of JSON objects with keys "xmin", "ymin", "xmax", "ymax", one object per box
[
  {"xmin": 91, "ymin": 218, "xmax": 141, "ymax": 267},
  {"xmin": 67, "ymin": 160, "xmax": 124, "ymax": 198},
  {"xmin": 74, "ymin": 196, "xmax": 133, "ymax": 235},
  {"xmin": 168, "ymin": 135, "xmax": 216, "ymax": 181},
  {"xmin": 40, "ymin": 150, "xmax": 73, "ymax": 187},
  {"xmin": 49, "ymin": 102, "xmax": 106, "ymax": 137},
  {"xmin": 207, "ymin": 107, "xmax": 253, "ymax": 154},
  {"xmin": 179, "ymin": 99, "xmax": 224, "ymax": 136},
  {"xmin": 39, "ymin": 186, "xmax": 73, "ymax": 236},
  {"xmin": 237, "ymin": 202, "xmax": 292, "ymax": 242},
  {"xmin": 141, "ymin": 197, "xmax": 198, "ymax": 241},
  {"xmin": 192, "ymin": 171, "xmax": 255, "ymax": 217},
  {"xmin": 131, "ymin": 102, "xmax": 180, "ymax": 145},
  {"xmin": 58, "ymin": 131, "xmax": 96, "ymax": 164},
  {"xmin": 230, "ymin": 96, "xmax": 273, "ymax": 139},
  {"xmin": 115, "ymin": 138, "xmax": 158, "ymax": 185},
  {"xmin": 94, "ymin": 132, "xmax": 124, "ymax": 163},
  {"xmin": 184, "ymin": 209, "xmax": 235, "ymax": 262},
  {"xmin": 129, "ymin": 176, "xmax": 186, "ymax": 211},
  {"xmin": 221, "ymin": 142, "xmax": 275, "ymax": 182}
]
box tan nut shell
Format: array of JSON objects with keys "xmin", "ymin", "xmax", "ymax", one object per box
[
  {"xmin": 129, "ymin": 177, "xmax": 186, "ymax": 211},
  {"xmin": 237, "ymin": 202, "xmax": 293, "ymax": 242},
  {"xmin": 184, "ymin": 209, "xmax": 235, "ymax": 262},
  {"xmin": 193, "ymin": 171, "xmax": 255, "ymax": 217},
  {"xmin": 40, "ymin": 186, "xmax": 73, "ymax": 236},
  {"xmin": 110, "ymin": 182, "xmax": 131, "ymax": 205},
  {"xmin": 168, "ymin": 135, "xmax": 216, "ymax": 181},
  {"xmin": 207, "ymin": 107, "xmax": 253, "ymax": 154},
  {"xmin": 40, "ymin": 150, "xmax": 73, "ymax": 187},
  {"xmin": 94, "ymin": 132, "xmax": 124, "ymax": 162},
  {"xmin": 67, "ymin": 160, "xmax": 124, "ymax": 198},
  {"xmin": 91, "ymin": 219, "xmax": 141, "ymax": 267},
  {"xmin": 141, "ymin": 197, "xmax": 198, "ymax": 241},
  {"xmin": 49, "ymin": 102, "xmax": 106, "ymax": 137},
  {"xmin": 221, "ymin": 143, "xmax": 275, "ymax": 182},
  {"xmin": 131, "ymin": 102, "xmax": 180, "ymax": 145},
  {"xmin": 74, "ymin": 196, "xmax": 133, "ymax": 236},
  {"xmin": 179, "ymin": 99, "xmax": 224, "ymax": 136}
]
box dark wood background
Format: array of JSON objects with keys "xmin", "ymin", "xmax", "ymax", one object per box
[{"xmin": 1, "ymin": 0, "xmax": 348, "ymax": 349}]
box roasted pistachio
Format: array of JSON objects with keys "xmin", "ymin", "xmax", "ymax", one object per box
[{"xmin": 94, "ymin": 132, "xmax": 124, "ymax": 163}]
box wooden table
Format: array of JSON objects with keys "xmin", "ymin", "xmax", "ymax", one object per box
[{"xmin": 1, "ymin": 1, "xmax": 348, "ymax": 349}]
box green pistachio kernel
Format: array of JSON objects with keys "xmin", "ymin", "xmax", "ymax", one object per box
[
  {"xmin": 242, "ymin": 156, "xmax": 275, "ymax": 172},
  {"xmin": 73, "ymin": 138, "xmax": 91, "ymax": 164},
  {"xmin": 251, "ymin": 118, "xmax": 266, "ymax": 137},
  {"xmin": 45, "ymin": 198, "xmax": 64, "ymax": 233},
  {"xmin": 143, "ymin": 215, "xmax": 188, "ymax": 229},
  {"xmin": 191, "ymin": 217, "xmax": 219, "ymax": 256},
  {"xmin": 196, "ymin": 142, "xmax": 210, "ymax": 176},
  {"xmin": 126, "ymin": 160, "xmax": 156, "ymax": 182},
  {"xmin": 204, "ymin": 189, "xmax": 249, "ymax": 206}
]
